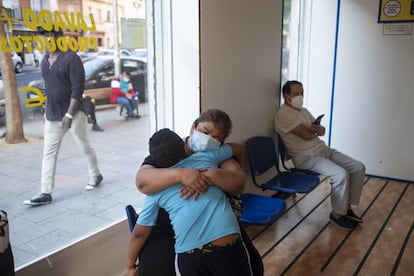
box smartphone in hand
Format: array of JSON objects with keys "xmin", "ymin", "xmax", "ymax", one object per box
[{"xmin": 312, "ymin": 114, "xmax": 324, "ymax": 125}]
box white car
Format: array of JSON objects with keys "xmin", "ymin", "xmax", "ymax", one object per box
[
  {"xmin": 95, "ymin": 48, "xmax": 132, "ymax": 57},
  {"xmin": 0, "ymin": 52, "xmax": 24, "ymax": 74}
]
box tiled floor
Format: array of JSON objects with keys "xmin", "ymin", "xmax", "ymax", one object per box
[{"xmin": 0, "ymin": 106, "xmax": 151, "ymax": 269}]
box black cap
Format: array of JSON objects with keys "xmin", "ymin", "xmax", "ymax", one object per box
[{"xmin": 149, "ymin": 128, "xmax": 187, "ymax": 168}]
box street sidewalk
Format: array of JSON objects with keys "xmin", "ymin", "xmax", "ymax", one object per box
[{"xmin": 0, "ymin": 105, "xmax": 150, "ymax": 269}]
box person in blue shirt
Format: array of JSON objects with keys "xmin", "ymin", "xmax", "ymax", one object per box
[
  {"xmin": 127, "ymin": 127, "xmax": 252, "ymax": 276},
  {"xmin": 130, "ymin": 109, "xmax": 263, "ymax": 276}
]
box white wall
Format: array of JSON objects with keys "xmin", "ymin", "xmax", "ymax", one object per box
[
  {"xmin": 200, "ymin": 0, "xmax": 283, "ymax": 139},
  {"xmin": 306, "ymin": 0, "xmax": 414, "ymax": 181},
  {"xmin": 334, "ymin": 0, "xmax": 414, "ymax": 181},
  {"xmin": 200, "ymin": 0, "xmax": 283, "ymax": 191}
]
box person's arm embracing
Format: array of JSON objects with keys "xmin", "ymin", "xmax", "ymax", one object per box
[
  {"xmin": 136, "ymin": 164, "xmax": 209, "ymax": 195},
  {"xmin": 202, "ymin": 158, "xmax": 246, "ymax": 196},
  {"xmin": 127, "ymin": 224, "xmax": 152, "ymax": 276}
]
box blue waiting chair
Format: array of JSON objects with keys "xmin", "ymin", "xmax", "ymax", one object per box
[
  {"xmin": 246, "ymin": 136, "xmax": 320, "ymax": 194},
  {"xmin": 125, "ymin": 204, "xmax": 138, "ymax": 232},
  {"xmin": 275, "ymin": 133, "xmax": 319, "ymax": 176},
  {"xmin": 239, "ymin": 193, "xmax": 286, "ymax": 225}
]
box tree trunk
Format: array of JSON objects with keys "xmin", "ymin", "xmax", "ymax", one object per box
[{"xmin": 0, "ymin": 3, "xmax": 27, "ymax": 144}]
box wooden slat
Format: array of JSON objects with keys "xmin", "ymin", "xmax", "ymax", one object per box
[
  {"xmin": 394, "ymin": 221, "xmax": 414, "ymax": 276},
  {"xmin": 245, "ymin": 176, "xmax": 328, "ymax": 239},
  {"xmin": 280, "ymin": 177, "xmax": 387, "ymax": 275},
  {"xmin": 358, "ymin": 184, "xmax": 414, "ymax": 275},
  {"xmin": 251, "ymin": 179, "xmax": 331, "ymax": 256},
  {"xmin": 248, "ymin": 177, "xmax": 414, "ymax": 276}
]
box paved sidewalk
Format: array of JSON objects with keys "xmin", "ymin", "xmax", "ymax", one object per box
[{"xmin": 0, "ymin": 105, "xmax": 150, "ymax": 269}]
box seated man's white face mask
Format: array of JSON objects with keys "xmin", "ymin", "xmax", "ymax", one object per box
[
  {"xmin": 189, "ymin": 130, "xmax": 221, "ymax": 152},
  {"xmin": 290, "ymin": 95, "xmax": 303, "ymax": 110}
]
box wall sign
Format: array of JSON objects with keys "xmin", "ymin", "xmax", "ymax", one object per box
[
  {"xmin": 383, "ymin": 23, "xmax": 412, "ymax": 35},
  {"xmin": 378, "ymin": 0, "xmax": 414, "ymax": 23}
]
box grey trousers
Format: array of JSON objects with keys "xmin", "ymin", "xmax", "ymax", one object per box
[
  {"xmin": 40, "ymin": 111, "xmax": 101, "ymax": 194},
  {"xmin": 297, "ymin": 148, "xmax": 366, "ymax": 215}
]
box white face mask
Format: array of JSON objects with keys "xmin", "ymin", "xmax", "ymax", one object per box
[
  {"xmin": 189, "ymin": 130, "xmax": 221, "ymax": 152},
  {"xmin": 290, "ymin": 95, "xmax": 303, "ymax": 109}
]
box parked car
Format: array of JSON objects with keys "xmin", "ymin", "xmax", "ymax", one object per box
[
  {"xmin": 95, "ymin": 48, "xmax": 132, "ymax": 57},
  {"xmin": 131, "ymin": 49, "xmax": 147, "ymax": 62},
  {"xmin": 77, "ymin": 47, "xmax": 99, "ymax": 60},
  {"xmin": 27, "ymin": 56, "xmax": 147, "ymax": 106},
  {"xmin": 132, "ymin": 49, "xmax": 147, "ymax": 57},
  {"xmin": 0, "ymin": 80, "xmax": 5, "ymax": 117},
  {"xmin": 0, "ymin": 52, "xmax": 24, "ymax": 74}
]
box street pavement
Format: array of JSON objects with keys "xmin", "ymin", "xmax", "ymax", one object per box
[{"xmin": 0, "ymin": 104, "xmax": 151, "ymax": 269}]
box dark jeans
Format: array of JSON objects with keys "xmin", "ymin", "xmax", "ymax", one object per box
[
  {"xmin": 0, "ymin": 244, "xmax": 15, "ymax": 276},
  {"xmin": 177, "ymin": 237, "xmax": 252, "ymax": 276},
  {"xmin": 117, "ymin": 97, "xmax": 138, "ymax": 117},
  {"xmin": 137, "ymin": 209, "xmax": 176, "ymax": 276},
  {"xmin": 0, "ymin": 210, "xmax": 15, "ymax": 276},
  {"xmin": 136, "ymin": 211, "xmax": 262, "ymax": 276},
  {"xmin": 240, "ymin": 222, "xmax": 264, "ymax": 276}
]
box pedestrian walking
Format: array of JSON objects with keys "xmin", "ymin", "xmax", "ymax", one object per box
[{"xmin": 24, "ymin": 28, "xmax": 103, "ymax": 206}]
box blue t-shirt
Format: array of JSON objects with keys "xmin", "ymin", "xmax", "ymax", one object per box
[{"xmin": 137, "ymin": 144, "xmax": 241, "ymax": 253}]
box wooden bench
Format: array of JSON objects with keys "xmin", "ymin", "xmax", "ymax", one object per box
[
  {"xmin": 84, "ymin": 88, "xmax": 112, "ymax": 110},
  {"xmin": 95, "ymin": 104, "xmax": 118, "ymax": 111}
]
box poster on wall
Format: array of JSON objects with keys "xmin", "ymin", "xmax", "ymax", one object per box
[
  {"xmin": 121, "ymin": 18, "xmax": 146, "ymax": 49},
  {"xmin": 378, "ymin": 0, "xmax": 414, "ymax": 22}
]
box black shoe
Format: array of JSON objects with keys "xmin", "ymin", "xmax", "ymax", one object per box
[
  {"xmin": 85, "ymin": 174, "xmax": 103, "ymax": 191},
  {"xmin": 329, "ymin": 214, "xmax": 356, "ymax": 231},
  {"xmin": 127, "ymin": 114, "xmax": 140, "ymax": 119},
  {"xmin": 92, "ymin": 124, "xmax": 104, "ymax": 131},
  {"xmin": 23, "ymin": 193, "xmax": 52, "ymax": 205},
  {"xmin": 346, "ymin": 209, "xmax": 363, "ymax": 223}
]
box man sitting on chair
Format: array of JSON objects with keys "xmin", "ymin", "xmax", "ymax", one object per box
[{"xmin": 110, "ymin": 71, "xmax": 140, "ymax": 119}]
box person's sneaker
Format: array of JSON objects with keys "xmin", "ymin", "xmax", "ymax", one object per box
[
  {"xmin": 92, "ymin": 124, "xmax": 104, "ymax": 132},
  {"xmin": 329, "ymin": 214, "xmax": 356, "ymax": 231},
  {"xmin": 346, "ymin": 209, "xmax": 363, "ymax": 223},
  {"xmin": 85, "ymin": 174, "xmax": 103, "ymax": 191},
  {"xmin": 23, "ymin": 193, "xmax": 52, "ymax": 206},
  {"xmin": 127, "ymin": 113, "xmax": 141, "ymax": 119}
]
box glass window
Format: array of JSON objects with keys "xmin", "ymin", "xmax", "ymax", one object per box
[
  {"xmin": 281, "ymin": 0, "xmax": 308, "ymax": 100},
  {"xmin": 0, "ymin": 1, "xmax": 152, "ymax": 269}
]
